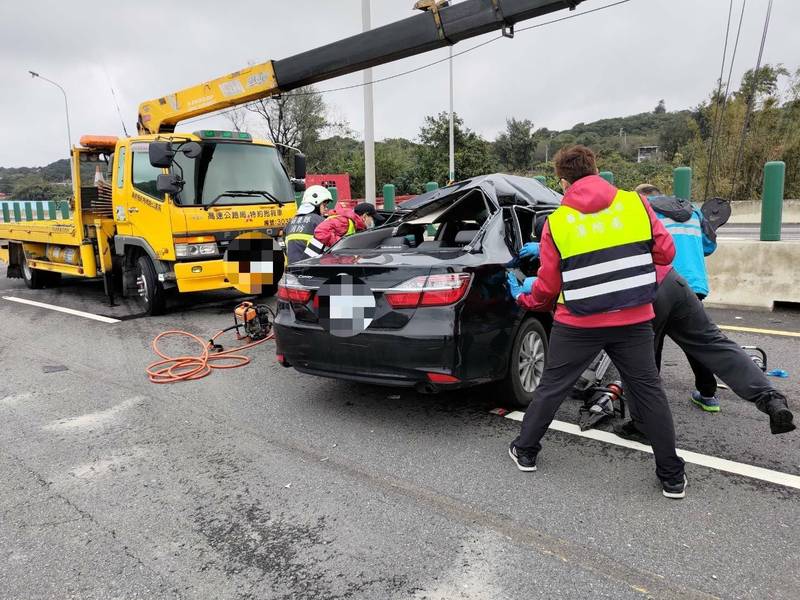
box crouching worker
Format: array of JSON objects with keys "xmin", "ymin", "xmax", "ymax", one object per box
[
  {"xmin": 284, "ymin": 185, "xmax": 330, "ymax": 264},
  {"xmin": 305, "ymin": 202, "xmax": 377, "ymax": 258},
  {"xmin": 506, "ymin": 145, "xmax": 688, "ymax": 499}
]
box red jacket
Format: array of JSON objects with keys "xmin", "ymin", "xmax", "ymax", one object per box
[
  {"xmin": 313, "ymin": 208, "xmax": 367, "ymax": 247},
  {"xmin": 517, "ymin": 175, "xmax": 675, "ymax": 328}
]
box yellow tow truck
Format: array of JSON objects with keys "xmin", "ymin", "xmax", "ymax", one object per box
[
  {"xmin": 1, "ymin": 0, "xmax": 586, "ymax": 315},
  {"xmin": 0, "ymin": 66, "xmax": 305, "ymax": 315}
]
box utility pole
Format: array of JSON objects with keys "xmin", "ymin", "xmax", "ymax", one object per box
[
  {"xmin": 362, "ymin": 0, "xmax": 376, "ymax": 205},
  {"xmin": 448, "ymin": 45, "xmax": 455, "ymax": 183}
]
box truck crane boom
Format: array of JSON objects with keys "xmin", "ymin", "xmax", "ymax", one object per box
[{"xmin": 138, "ymin": 0, "xmax": 585, "ymax": 134}]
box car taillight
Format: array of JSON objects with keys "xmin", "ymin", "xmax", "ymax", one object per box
[
  {"xmin": 384, "ymin": 273, "xmax": 472, "ymax": 308},
  {"xmin": 277, "ymin": 276, "xmax": 314, "ymax": 303}
]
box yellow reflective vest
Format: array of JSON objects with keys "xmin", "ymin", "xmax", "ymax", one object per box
[{"xmin": 547, "ymin": 190, "xmax": 657, "ymax": 316}]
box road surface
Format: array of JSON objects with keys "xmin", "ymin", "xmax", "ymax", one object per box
[{"xmin": 1, "ymin": 275, "xmax": 798, "ymax": 599}]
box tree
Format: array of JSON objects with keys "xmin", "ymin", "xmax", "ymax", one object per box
[
  {"xmin": 495, "ymin": 118, "xmax": 536, "ymax": 172},
  {"xmin": 10, "ymin": 175, "xmax": 71, "ymax": 201},
  {"xmin": 415, "ymin": 112, "xmax": 496, "ymax": 185},
  {"xmin": 658, "ymin": 115, "xmax": 693, "ymax": 160},
  {"xmin": 236, "ymin": 86, "xmax": 331, "ymax": 173},
  {"xmin": 653, "ymin": 99, "xmax": 666, "ymax": 114}
]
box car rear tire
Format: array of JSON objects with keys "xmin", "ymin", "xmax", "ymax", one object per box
[
  {"xmin": 501, "ymin": 317, "xmax": 548, "ymax": 409},
  {"xmin": 134, "ymin": 255, "xmax": 166, "ymax": 316},
  {"xmin": 21, "ymin": 254, "xmax": 60, "ymax": 289}
]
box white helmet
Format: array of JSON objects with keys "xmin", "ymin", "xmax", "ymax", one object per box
[{"xmin": 302, "ymin": 185, "xmax": 332, "ymax": 207}]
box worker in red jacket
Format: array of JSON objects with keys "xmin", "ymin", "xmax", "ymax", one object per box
[
  {"xmin": 506, "ymin": 145, "xmax": 687, "ymax": 499},
  {"xmin": 304, "ymin": 202, "xmax": 377, "ymax": 258}
]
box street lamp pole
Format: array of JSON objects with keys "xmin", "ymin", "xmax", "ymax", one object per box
[
  {"xmin": 29, "ymin": 71, "xmax": 72, "ymax": 157},
  {"xmin": 448, "ymin": 45, "xmax": 455, "ymax": 183}
]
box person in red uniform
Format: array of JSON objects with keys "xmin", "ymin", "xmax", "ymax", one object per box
[
  {"xmin": 305, "ymin": 202, "xmax": 377, "ymax": 258},
  {"xmin": 506, "ymin": 145, "xmax": 687, "ymax": 499}
]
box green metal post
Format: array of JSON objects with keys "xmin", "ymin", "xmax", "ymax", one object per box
[
  {"xmin": 598, "ymin": 171, "xmax": 614, "ymax": 184},
  {"xmin": 673, "ymin": 166, "xmax": 692, "ymax": 200},
  {"xmin": 1, "ymin": 203, "xmax": 9, "ymax": 223},
  {"xmin": 59, "ymin": 201, "xmax": 70, "ymax": 219},
  {"xmin": 294, "ymin": 191, "xmax": 303, "ymax": 206},
  {"xmin": 383, "ymin": 184, "xmax": 396, "ymax": 211},
  {"xmin": 533, "ymin": 176, "xmax": 546, "ymax": 186},
  {"xmin": 13, "ymin": 203, "xmax": 21, "ymax": 222},
  {"xmin": 48, "ymin": 201, "xmax": 56, "ymax": 219},
  {"xmin": 760, "ymin": 161, "xmax": 785, "ymax": 242},
  {"xmin": 326, "ymin": 186, "xmax": 338, "ymax": 211},
  {"xmin": 24, "ymin": 203, "xmax": 33, "ymax": 221}
]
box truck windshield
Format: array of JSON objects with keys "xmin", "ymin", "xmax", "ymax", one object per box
[{"xmin": 172, "ymin": 142, "xmax": 292, "ymax": 206}]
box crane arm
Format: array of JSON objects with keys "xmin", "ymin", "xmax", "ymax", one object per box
[{"xmin": 138, "ymin": 0, "xmax": 585, "ymax": 134}]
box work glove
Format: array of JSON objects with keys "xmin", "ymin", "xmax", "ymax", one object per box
[
  {"xmin": 521, "ymin": 276, "xmax": 537, "ymax": 294},
  {"xmin": 519, "ymin": 242, "xmax": 541, "ymax": 260}
]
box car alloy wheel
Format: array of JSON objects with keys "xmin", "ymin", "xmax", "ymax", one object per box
[{"xmin": 518, "ymin": 328, "xmax": 545, "ymax": 393}]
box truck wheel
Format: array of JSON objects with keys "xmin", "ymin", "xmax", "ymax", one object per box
[
  {"xmin": 134, "ymin": 255, "xmax": 166, "ymax": 316},
  {"xmin": 500, "ymin": 317, "xmax": 549, "ymax": 409},
  {"xmin": 21, "ymin": 254, "xmax": 60, "ymax": 289}
]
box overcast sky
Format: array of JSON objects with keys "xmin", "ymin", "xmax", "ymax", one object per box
[{"xmin": 2, "ymin": 0, "xmax": 798, "ymax": 167}]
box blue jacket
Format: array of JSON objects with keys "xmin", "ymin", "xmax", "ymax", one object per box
[{"xmin": 647, "ymin": 195, "xmax": 717, "ymax": 297}]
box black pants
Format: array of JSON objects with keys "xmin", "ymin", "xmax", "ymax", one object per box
[
  {"xmin": 652, "ymin": 269, "xmax": 781, "ymax": 405},
  {"xmin": 515, "ymin": 321, "xmax": 685, "ymax": 483}
]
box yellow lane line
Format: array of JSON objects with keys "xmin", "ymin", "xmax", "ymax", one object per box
[{"xmin": 719, "ymin": 325, "xmax": 800, "ymax": 338}]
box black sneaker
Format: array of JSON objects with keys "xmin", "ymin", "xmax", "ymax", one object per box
[
  {"xmin": 613, "ymin": 420, "xmax": 650, "ymax": 445},
  {"xmin": 662, "ymin": 474, "xmax": 688, "ymax": 499},
  {"xmin": 508, "ymin": 442, "xmax": 537, "ymax": 472},
  {"xmin": 760, "ymin": 395, "xmax": 796, "ymax": 435}
]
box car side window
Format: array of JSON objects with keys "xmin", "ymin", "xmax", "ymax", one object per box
[
  {"xmin": 115, "ymin": 147, "xmax": 126, "ymax": 189},
  {"xmin": 131, "ymin": 145, "xmax": 165, "ymax": 200}
]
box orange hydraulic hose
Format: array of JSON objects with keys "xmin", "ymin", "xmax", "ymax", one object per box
[{"xmin": 146, "ymin": 328, "xmax": 273, "ymax": 384}]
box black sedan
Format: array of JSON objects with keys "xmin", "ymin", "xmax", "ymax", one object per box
[{"xmin": 273, "ymin": 174, "xmax": 561, "ymax": 408}]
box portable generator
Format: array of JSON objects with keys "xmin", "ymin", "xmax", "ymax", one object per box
[{"xmin": 233, "ymin": 302, "xmax": 273, "ymax": 341}]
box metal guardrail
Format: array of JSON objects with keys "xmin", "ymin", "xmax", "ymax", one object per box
[{"xmin": 0, "ymin": 201, "xmax": 71, "ymax": 223}]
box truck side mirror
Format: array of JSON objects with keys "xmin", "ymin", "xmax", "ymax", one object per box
[
  {"xmin": 149, "ymin": 142, "xmax": 175, "ymax": 168},
  {"xmin": 293, "ymin": 153, "xmax": 306, "ymax": 180},
  {"xmin": 156, "ymin": 173, "xmax": 184, "ymax": 195},
  {"xmin": 181, "ymin": 141, "xmax": 202, "ymax": 159}
]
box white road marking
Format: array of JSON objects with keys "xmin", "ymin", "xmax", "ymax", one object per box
[
  {"xmin": 43, "ymin": 397, "xmax": 141, "ymax": 431},
  {"xmin": 2, "ymin": 296, "xmax": 120, "ymax": 323},
  {"xmin": 501, "ymin": 411, "xmax": 800, "ymax": 491}
]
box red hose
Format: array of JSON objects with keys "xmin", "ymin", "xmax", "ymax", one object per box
[{"xmin": 146, "ymin": 328, "xmax": 273, "ymax": 384}]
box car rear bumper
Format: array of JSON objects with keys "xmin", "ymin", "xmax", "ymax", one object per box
[{"xmin": 274, "ymin": 318, "xmax": 474, "ymax": 388}]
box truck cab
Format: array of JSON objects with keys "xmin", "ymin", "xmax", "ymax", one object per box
[
  {"xmin": 110, "ymin": 130, "xmax": 299, "ymax": 313},
  {"xmin": 1, "ymin": 131, "xmax": 300, "ymax": 315}
]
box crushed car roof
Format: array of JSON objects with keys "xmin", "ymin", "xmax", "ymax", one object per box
[{"xmin": 399, "ymin": 173, "xmax": 562, "ymax": 213}]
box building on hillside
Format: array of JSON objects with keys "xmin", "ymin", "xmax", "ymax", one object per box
[{"xmin": 637, "ymin": 145, "xmax": 659, "ymax": 163}]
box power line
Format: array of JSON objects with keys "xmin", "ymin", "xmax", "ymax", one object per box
[
  {"xmin": 182, "ymin": 0, "xmax": 634, "ymax": 128},
  {"xmin": 703, "ymin": 0, "xmax": 736, "ymax": 199},
  {"xmin": 704, "ymin": 0, "xmax": 747, "ymax": 199}
]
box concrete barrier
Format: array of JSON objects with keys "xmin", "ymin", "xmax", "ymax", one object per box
[
  {"xmin": 705, "ymin": 239, "xmax": 800, "ymax": 309},
  {"xmin": 703, "ymin": 199, "xmax": 800, "ymax": 224}
]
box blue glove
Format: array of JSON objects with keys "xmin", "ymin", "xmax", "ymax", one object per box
[
  {"xmin": 521, "ymin": 276, "xmax": 538, "ymax": 294},
  {"xmin": 507, "ymin": 272, "xmax": 523, "ymax": 300},
  {"xmin": 519, "ymin": 242, "xmax": 541, "ymax": 259}
]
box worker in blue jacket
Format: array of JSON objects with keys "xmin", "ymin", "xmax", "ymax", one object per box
[{"xmin": 636, "ymin": 184, "xmax": 720, "ymax": 411}]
